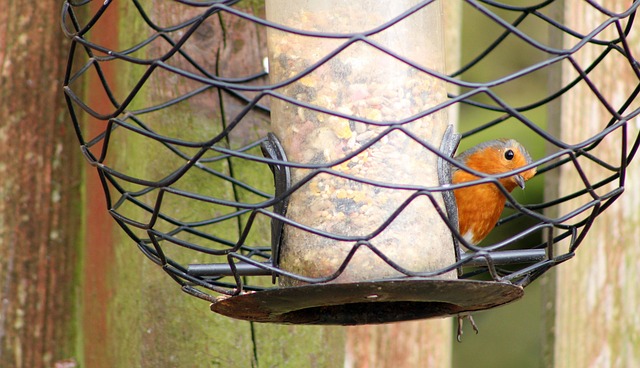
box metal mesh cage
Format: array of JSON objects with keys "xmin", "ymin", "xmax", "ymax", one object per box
[{"xmin": 62, "ymin": 0, "xmax": 640, "ymax": 324}]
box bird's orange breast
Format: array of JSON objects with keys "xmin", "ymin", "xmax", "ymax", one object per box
[{"xmin": 452, "ymin": 170, "xmax": 508, "ymax": 245}]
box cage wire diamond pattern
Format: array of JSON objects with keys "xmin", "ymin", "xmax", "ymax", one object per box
[{"xmin": 62, "ymin": 0, "xmax": 640, "ymax": 322}]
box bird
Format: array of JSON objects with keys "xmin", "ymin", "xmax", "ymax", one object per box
[{"xmin": 451, "ymin": 139, "xmax": 536, "ymax": 246}]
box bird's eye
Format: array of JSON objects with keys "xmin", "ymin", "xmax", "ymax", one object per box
[{"xmin": 504, "ymin": 149, "xmax": 515, "ymax": 160}]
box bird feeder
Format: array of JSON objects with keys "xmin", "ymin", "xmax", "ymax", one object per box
[{"xmin": 62, "ymin": 0, "xmax": 640, "ymax": 326}]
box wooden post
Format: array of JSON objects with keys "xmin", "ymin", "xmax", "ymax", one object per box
[
  {"xmin": 74, "ymin": 1, "xmax": 345, "ymax": 367},
  {"xmin": 552, "ymin": 1, "xmax": 640, "ymax": 366},
  {"xmin": 0, "ymin": 2, "xmax": 82, "ymax": 367}
]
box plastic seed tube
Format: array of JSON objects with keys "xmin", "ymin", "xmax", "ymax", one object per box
[{"xmin": 266, "ymin": 0, "xmax": 455, "ymax": 285}]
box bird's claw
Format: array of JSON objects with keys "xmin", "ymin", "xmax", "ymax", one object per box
[{"xmin": 456, "ymin": 314, "xmax": 479, "ymax": 342}]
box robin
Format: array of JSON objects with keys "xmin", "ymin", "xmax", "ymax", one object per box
[
  {"xmin": 451, "ymin": 139, "xmax": 536, "ymax": 341},
  {"xmin": 452, "ymin": 139, "xmax": 537, "ymax": 246}
]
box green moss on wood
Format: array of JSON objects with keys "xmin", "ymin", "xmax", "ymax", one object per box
[{"xmin": 96, "ymin": 1, "xmax": 346, "ymax": 366}]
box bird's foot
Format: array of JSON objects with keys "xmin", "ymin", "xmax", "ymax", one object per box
[{"xmin": 456, "ymin": 313, "xmax": 479, "ymax": 342}]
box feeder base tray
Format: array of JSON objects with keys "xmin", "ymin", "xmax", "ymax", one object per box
[{"xmin": 210, "ymin": 278, "xmax": 523, "ymax": 325}]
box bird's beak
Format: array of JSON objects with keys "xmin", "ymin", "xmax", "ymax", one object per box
[{"xmin": 515, "ymin": 175, "xmax": 526, "ymax": 189}]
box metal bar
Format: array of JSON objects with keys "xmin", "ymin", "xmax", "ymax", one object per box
[
  {"xmin": 460, "ymin": 249, "xmax": 547, "ymax": 266},
  {"xmin": 188, "ymin": 262, "xmax": 272, "ymax": 277},
  {"xmin": 187, "ymin": 249, "xmax": 548, "ymax": 277}
]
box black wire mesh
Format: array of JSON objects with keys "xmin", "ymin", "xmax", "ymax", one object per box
[{"xmin": 62, "ymin": 0, "xmax": 640, "ymax": 315}]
